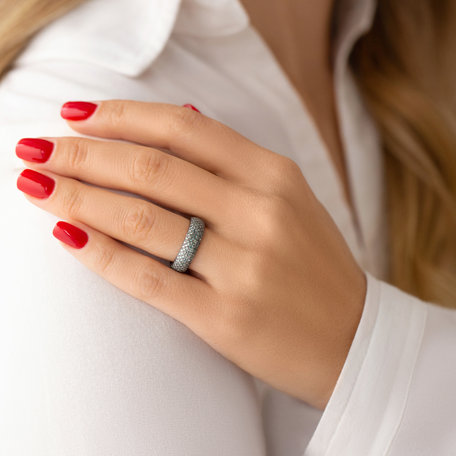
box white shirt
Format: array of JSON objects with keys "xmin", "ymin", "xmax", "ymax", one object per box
[{"xmin": 0, "ymin": 0, "xmax": 455, "ymax": 454}]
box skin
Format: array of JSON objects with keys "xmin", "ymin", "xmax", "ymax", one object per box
[
  {"xmin": 16, "ymin": 100, "xmax": 367, "ymax": 411},
  {"xmin": 239, "ymin": 0, "xmax": 355, "ymax": 218}
]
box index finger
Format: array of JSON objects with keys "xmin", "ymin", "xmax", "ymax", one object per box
[{"xmin": 60, "ymin": 100, "xmax": 275, "ymax": 184}]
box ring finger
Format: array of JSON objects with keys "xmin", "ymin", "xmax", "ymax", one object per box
[{"xmin": 16, "ymin": 168, "xmax": 222, "ymax": 277}]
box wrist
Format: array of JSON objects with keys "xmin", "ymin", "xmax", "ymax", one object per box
[{"xmin": 316, "ymin": 270, "xmax": 367, "ymax": 410}]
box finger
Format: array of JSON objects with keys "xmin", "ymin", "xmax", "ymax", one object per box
[
  {"xmin": 16, "ymin": 168, "xmax": 221, "ymax": 279},
  {"xmin": 59, "ymin": 100, "xmax": 279, "ymax": 184},
  {"xmin": 16, "ymin": 136, "xmax": 239, "ymax": 228},
  {"xmin": 51, "ymin": 219, "xmax": 216, "ymax": 334}
]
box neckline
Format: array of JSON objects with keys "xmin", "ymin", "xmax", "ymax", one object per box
[{"xmin": 233, "ymin": 0, "xmax": 368, "ymax": 250}]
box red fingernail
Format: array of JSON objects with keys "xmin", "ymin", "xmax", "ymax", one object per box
[
  {"xmin": 183, "ymin": 104, "xmax": 200, "ymax": 113},
  {"xmin": 53, "ymin": 221, "xmax": 88, "ymax": 249},
  {"xmin": 17, "ymin": 169, "xmax": 55, "ymax": 199},
  {"xmin": 60, "ymin": 101, "xmax": 98, "ymax": 120},
  {"xmin": 16, "ymin": 138, "xmax": 54, "ymax": 163}
]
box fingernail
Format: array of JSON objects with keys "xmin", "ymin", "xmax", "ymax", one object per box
[
  {"xmin": 53, "ymin": 221, "xmax": 88, "ymax": 249},
  {"xmin": 16, "ymin": 138, "xmax": 54, "ymax": 163},
  {"xmin": 61, "ymin": 101, "xmax": 98, "ymax": 120},
  {"xmin": 182, "ymin": 104, "xmax": 200, "ymax": 113},
  {"xmin": 17, "ymin": 169, "xmax": 55, "ymax": 199}
]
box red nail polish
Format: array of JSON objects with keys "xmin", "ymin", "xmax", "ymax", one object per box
[
  {"xmin": 183, "ymin": 104, "xmax": 200, "ymax": 113},
  {"xmin": 53, "ymin": 221, "xmax": 88, "ymax": 249},
  {"xmin": 17, "ymin": 169, "xmax": 55, "ymax": 199},
  {"xmin": 16, "ymin": 138, "xmax": 54, "ymax": 163},
  {"xmin": 60, "ymin": 101, "xmax": 98, "ymax": 120}
]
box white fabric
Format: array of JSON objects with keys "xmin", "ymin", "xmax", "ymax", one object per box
[{"xmin": 0, "ymin": 0, "xmax": 455, "ymax": 454}]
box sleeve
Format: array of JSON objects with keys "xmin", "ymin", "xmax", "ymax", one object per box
[{"xmin": 304, "ymin": 270, "xmax": 456, "ymax": 456}]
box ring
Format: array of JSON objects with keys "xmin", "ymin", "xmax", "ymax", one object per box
[{"xmin": 170, "ymin": 216, "xmax": 205, "ymax": 273}]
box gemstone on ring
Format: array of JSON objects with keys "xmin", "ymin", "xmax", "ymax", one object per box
[{"xmin": 170, "ymin": 216, "xmax": 205, "ymax": 273}]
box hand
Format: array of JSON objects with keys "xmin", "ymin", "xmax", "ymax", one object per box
[{"xmin": 15, "ymin": 100, "xmax": 367, "ymax": 410}]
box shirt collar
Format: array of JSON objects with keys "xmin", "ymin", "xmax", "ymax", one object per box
[
  {"xmin": 331, "ymin": 0, "xmax": 378, "ymax": 70},
  {"xmin": 173, "ymin": 0, "xmax": 378, "ymax": 70},
  {"xmin": 14, "ymin": 0, "xmax": 183, "ymax": 77},
  {"xmin": 14, "ymin": 0, "xmax": 377, "ymax": 77}
]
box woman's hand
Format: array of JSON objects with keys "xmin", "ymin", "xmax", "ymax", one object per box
[{"xmin": 15, "ymin": 100, "xmax": 367, "ymax": 411}]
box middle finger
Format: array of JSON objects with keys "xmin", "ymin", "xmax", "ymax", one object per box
[{"xmin": 15, "ymin": 136, "xmax": 240, "ymax": 228}]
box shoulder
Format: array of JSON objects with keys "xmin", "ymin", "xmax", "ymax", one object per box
[{"xmin": 0, "ymin": 0, "xmax": 180, "ymax": 172}]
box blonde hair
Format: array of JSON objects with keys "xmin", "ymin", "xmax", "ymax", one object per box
[
  {"xmin": 350, "ymin": 0, "xmax": 456, "ymax": 309},
  {"xmin": 0, "ymin": 0, "xmax": 86, "ymax": 79},
  {"xmin": 1, "ymin": 0, "xmax": 455, "ymax": 308}
]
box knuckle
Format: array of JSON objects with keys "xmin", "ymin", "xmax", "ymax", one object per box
[
  {"xmin": 282, "ymin": 156, "xmax": 302, "ymax": 178},
  {"xmin": 134, "ymin": 266, "xmax": 163, "ymax": 301},
  {"xmin": 216, "ymin": 294, "xmax": 259, "ymax": 344},
  {"xmin": 61, "ymin": 184, "xmax": 84, "ymax": 217},
  {"xmin": 168, "ymin": 105, "xmax": 203, "ymax": 139},
  {"xmin": 252, "ymin": 193, "xmax": 292, "ymax": 246},
  {"xmin": 65, "ymin": 139, "xmax": 90, "ymax": 171},
  {"xmin": 241, "ymin": 250, "xmax": 271, "ymax": 293},
  {"xmin": 266, "ymin": 155, "xmax": 302, "ymax": 191},
  {"xmin": 122, "ymin": 203, "xmax": 157, "ymax": 242},
  {"xmin": 105, "ymin": 101, "xmax": 127, "ymax": 128},
  {"xmin": 129, "ymin": 151, "xmax": 169, "ymax": 187},
  {"xmin": 210, "ymin": 254, "xmax": 267, "ymax": 344},
  {"xmin": 93, "ymin": 243, "xmax": 116, "ymax": 276}
]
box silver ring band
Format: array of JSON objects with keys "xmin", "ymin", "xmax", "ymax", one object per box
[{"xmin": 170, "ymin": 216, "xmax": 205, "ymax": 273}]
